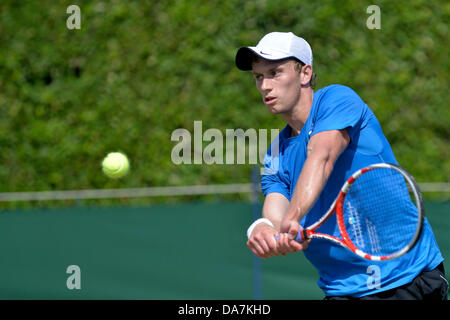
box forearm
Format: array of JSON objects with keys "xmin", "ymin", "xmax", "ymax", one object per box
[
  {"xmin": 284, "ymin": 152, "xmax": 334, "ymax": 222},
  {"xmin": 262, "ymin": 193, "xmax": 290, "ymax": 230}
]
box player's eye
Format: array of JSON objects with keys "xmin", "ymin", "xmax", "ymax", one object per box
[
  {"xmin": 271, "ymin": 70, "xmax": 280, "ymax": 77},
  {"xmin": 254, "ymin": 74, "xmax": 263, "ymax": 81}
]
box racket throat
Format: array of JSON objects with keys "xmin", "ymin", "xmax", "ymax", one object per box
[{"xmin": 303, "ymin": 228, "xmax": 311, "ymax": 240}]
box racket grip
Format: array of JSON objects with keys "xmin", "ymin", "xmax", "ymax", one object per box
[{"xmin": 274, "ymin": 230, "xmax": 304, "ymax": 243}]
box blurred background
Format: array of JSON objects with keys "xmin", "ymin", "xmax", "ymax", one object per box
[{"xmin": 0, "ymin": 0, "xmax": 448, "ymax": 299}]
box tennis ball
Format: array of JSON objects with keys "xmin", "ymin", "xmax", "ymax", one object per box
[{"xmin": 102, "ymin": 152, "xmax": 130, "ymax": 179}]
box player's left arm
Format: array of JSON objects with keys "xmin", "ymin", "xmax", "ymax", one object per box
[{"xmin": 277, "ymin": 129, "xmax": 350, "ymax": 252}]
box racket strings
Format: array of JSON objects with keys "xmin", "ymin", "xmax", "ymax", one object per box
[{"xmin": 343, "ymin": 167, "xmax": 420, "ymax": 257}]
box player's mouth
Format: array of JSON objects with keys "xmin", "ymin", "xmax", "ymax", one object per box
[{"xmin": 264, "ymin": 96, "xmax": 277, "ymax": 105}]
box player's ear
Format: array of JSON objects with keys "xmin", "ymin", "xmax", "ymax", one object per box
[{"xmin": 300, "ymin": 64, "xmax": 313, "ymax": 86}]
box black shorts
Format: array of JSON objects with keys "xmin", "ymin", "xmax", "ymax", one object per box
[{"xmin": 325, "ymin": 262, "xmax": 449, "ymax": 300}]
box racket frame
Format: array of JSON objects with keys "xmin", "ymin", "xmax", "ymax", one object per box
[{"xmin": 303, "ymin": 163, "xmax": 424, "ymax": 261}]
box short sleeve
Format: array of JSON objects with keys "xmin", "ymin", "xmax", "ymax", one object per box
[
  {"xmin": 260, "ymin": 147, "xmax": 289, "ymax": 199},
  {"xmin": 311, "ymin": 85, "xmax": 367, "ymax": 141}
]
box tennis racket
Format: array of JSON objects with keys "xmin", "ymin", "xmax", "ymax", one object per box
[{"xmin": 278, "ymin": 163, "xmax": 424, "ymax": 261}]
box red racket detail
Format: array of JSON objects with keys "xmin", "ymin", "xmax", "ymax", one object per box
[{"xmin": 278, "ymin": 163, "xmax": 424, "ymax": 261}]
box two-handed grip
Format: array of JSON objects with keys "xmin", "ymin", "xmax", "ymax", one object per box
[{"xmin": 274, "ymin": 229, "xmax": 304, "ymax": 243}]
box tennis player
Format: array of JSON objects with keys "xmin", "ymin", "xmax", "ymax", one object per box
[{"xmin": 236, "ymin": 31, "xmax": 448, "ymax": 299}]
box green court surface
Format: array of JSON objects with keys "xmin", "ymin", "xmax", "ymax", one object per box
[{"xmin": 0, "ymin": 200, "xmax": 448, "ymax": 299}]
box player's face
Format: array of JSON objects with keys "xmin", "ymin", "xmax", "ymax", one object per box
[{"xmin": 252, "ymin": 59, "xmax": 302, "ymax": 114}]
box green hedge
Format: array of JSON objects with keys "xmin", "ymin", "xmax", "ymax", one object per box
[{"xmin": 0, "ymin": 1, "xmax": 448, "ymax": 208}]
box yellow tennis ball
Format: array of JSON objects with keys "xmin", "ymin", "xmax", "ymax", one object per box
[{"xmin": 102, "ymin": 152, "xmax": 130, "ymax": 179}]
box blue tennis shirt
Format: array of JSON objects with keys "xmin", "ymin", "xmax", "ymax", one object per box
[{"xmin": 261, "ymin": 84, "xmax": 443, "ymax": 297}]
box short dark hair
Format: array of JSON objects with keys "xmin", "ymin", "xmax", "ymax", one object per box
[{"xmin": 293, "ymin": 60, "xmax": 316, "ymax": 90}]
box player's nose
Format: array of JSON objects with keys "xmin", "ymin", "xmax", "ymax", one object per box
[{"xmin": 260, "ymin": 77, "xmax": 272, "ymax": 91}]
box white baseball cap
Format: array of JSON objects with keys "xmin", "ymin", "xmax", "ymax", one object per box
[{"xmin": 235, "ymin": 31, "xmax": 313, "ymax": 71}]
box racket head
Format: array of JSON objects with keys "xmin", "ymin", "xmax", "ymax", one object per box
[{"xmin": 336, "ymin": 163, "xmax": 424, "ymax": 261}]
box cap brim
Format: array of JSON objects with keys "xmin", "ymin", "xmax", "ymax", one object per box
[{"xmin": 235, "ymin": 47, "xmax": 293, "ymax": 71}]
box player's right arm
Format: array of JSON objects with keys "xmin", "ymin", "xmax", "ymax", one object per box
[{"xmin": 246, "ymin": 192, "xmax": 307, "ymax": 258}]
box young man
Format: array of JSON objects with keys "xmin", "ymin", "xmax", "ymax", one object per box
[{"xmin": 236, "ymin": 31, "xmax": 447, "ymax": 299}]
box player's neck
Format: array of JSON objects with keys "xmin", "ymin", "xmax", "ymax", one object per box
[{"xmin": 284, "ymin": 87, "xmax": 313, "ymax": 137}]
